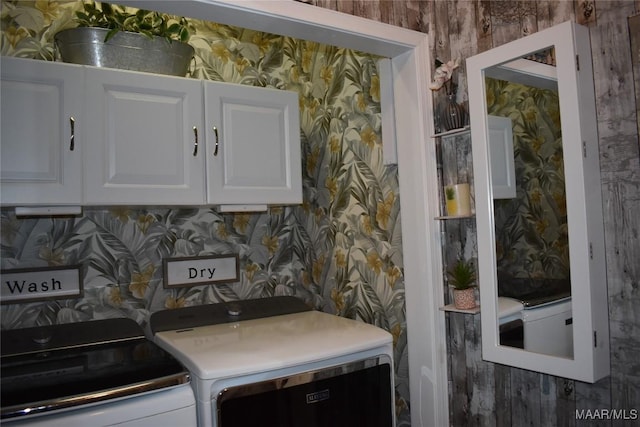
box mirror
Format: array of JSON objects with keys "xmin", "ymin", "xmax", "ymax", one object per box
[{"xmin": 467, "ymin": 21, "xmax": 610, "ymax": 382}]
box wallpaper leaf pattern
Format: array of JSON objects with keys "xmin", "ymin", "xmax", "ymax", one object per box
[
  {"xmin": 0, "ymin": 1, "xmax": 409, "ymax": 424},
  {"xmin": 485, "ymin": 77, "xmax": 569, "ymax": 281}
]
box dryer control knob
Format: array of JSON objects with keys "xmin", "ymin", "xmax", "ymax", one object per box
[
  {"xmin": 32, "ymin": 331, "xmax": 52, "ymax": 345},
  {"xmin": 227, "ymin": 303, "xmax": 242, "ymax": 317}
]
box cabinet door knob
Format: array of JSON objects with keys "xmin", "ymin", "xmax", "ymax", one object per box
[
  {"xmin": 69, "ymin": 116, "xmax": 75, "ymax": 151},
  {"xmin": 193, "ymin": 126, "xmax": 198, "ymax": 156},
  {"xmin": 213, "ymin": 126, "xmax": 219, "ymax": 156}
]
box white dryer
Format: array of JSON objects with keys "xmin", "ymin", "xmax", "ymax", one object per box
[
  {"xmin": 149, "ymin": 297, "xmax": 395, "ymax": 427},
  {"xmin": 523, "ymin": 297, "xmax": 573, "ymax": 358}
]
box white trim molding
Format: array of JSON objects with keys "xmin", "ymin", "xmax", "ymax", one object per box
[{"xmin": 120, "ymin": 1, "xmax": 447, "ymax": 425}]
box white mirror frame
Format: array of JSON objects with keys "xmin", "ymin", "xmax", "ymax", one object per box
[{"xmin": 467, "ymin": 21, "xmax": 610, "ymax": 382}]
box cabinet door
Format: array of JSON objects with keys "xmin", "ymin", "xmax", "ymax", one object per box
[
  {"xmin": 204, "ymin": 82, "xmax": 301, "ymax": 205},
  {"xmin": 1, "ymin": 58, "xmax": 83, "ymax": 205},
  {"xmin": 83, "ymin": 68, "xmax": 204, "ymax": 205},
  {"xmin": 487, "ymin": 115, "xmax": 516, "ymax": 199}
]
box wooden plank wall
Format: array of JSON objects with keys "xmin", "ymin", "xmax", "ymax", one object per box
[
  {"xmin": 308, "ymin": 0, "xmax": 640, "ymax": 425},
  {"xmin": 630, "ymin": 14, "xmax": 640, "ymax": 154}
]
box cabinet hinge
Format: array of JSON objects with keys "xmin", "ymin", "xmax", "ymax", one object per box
[
  {"xmin": 589, "ymin": 242, "xmax": 594, "ymax": 259},
  {"xmin": 583, "ymin": 141, "xmax": 587, "ymax": 158},
  {"xmin": 594, "ymin": 330, "xmax": 597, "ymax": 348},
  {"xmin": 576, "ymin": 54, "xmax": 580, "ymax": 71}
]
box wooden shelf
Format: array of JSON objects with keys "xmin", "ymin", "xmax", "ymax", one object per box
[
  {"xmin": 434, "ymin": 124, "xmax": 476, "ymax": 317},
  {"xmin": 435, "ymin": 213, "xmax": 475, "ymax": 220},
  {"xmin": 432, "ymin": 126, "xmax": 471, "ymax": 138},
  {"xmin": 440, "ymin": 304, "xmax": 480, "ymax": 314}
]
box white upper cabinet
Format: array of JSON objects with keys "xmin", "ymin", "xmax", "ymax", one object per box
[
  {"xmin": 204, "ymin": 81, "xmax": 301, "ymax": 207},
  {"xmin": 83, "ymin": 67, "xmax": 205, "ymax": 205},
  {"xmin": 487, "ymin": 115, "xmax": 516, "ymax": 199},
  {"xmin": 1, "ymin": 58, "xmax": 302, "ymax": 208},
  {"xmin": 1, "ymin": 57, "xmax": 83, "ymax": 206}
]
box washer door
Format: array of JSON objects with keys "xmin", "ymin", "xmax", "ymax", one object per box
[{"xmin": 217, "ymin": 356, "xmax": 392, "ymax": 427}]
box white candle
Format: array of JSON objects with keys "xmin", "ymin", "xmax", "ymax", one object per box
[
  {"xmin": 454, "ymin": 183, "xmax": 471, "ymax": 216},
  {"xmin": 445, "ymin": 183, "xmax": 472, "ymax": 216}
]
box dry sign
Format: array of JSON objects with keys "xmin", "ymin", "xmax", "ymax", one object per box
[{"xmin": 163, "ymin": 255, "xmax": 239, "ymax": 289}]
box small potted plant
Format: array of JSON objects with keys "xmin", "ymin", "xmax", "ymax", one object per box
[
  {"xmin": 445, "ymin": 185, "xmax": 457, "ymax": 216},
  {"xmin": 54, "ymin": 1, "xmax": 196, "ymax": 76},
  {"xmin": 447, "ymin": 258, "xmax": 477, "ymax": 310}
]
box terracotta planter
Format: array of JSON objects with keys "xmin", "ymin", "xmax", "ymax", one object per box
[{"xmin": 453, "ymin": 288, "xmax": 476, "ymax": 310}]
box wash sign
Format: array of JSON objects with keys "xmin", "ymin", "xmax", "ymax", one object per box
[
  {"xmin": 1, "ymin": 265, "xmax": 83, "ymax": 304},
  {"xmin": 163, "ymin": 255, "xmax": 239, "ymax": 289}
]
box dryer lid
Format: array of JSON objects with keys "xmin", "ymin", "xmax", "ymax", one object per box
[{"xmin": 154, "ymin": 310, "xmax": 393, "ymax": 380}]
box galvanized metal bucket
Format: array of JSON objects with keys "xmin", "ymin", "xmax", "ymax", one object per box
[{"xmin": 54, "ymin": 27, "xmax": 194, "ymax": 77}]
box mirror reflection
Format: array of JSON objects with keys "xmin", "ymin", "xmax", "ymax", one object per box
[{"xmin": 483, "ymin": 48, "xmax": 573, "ymax": 358}]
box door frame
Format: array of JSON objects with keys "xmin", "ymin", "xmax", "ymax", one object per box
[{"xmin": 121, "ymin": 1, "xmax": 446, "ymax": 425}]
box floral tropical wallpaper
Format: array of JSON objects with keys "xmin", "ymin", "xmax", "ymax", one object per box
[
  {"xmin": 485, "ymin": 77, "xmax": 569, "ymax": 283},
  {"xmin": 0, "ymin": 1, "xmax": 409, "ymax": 424}
]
